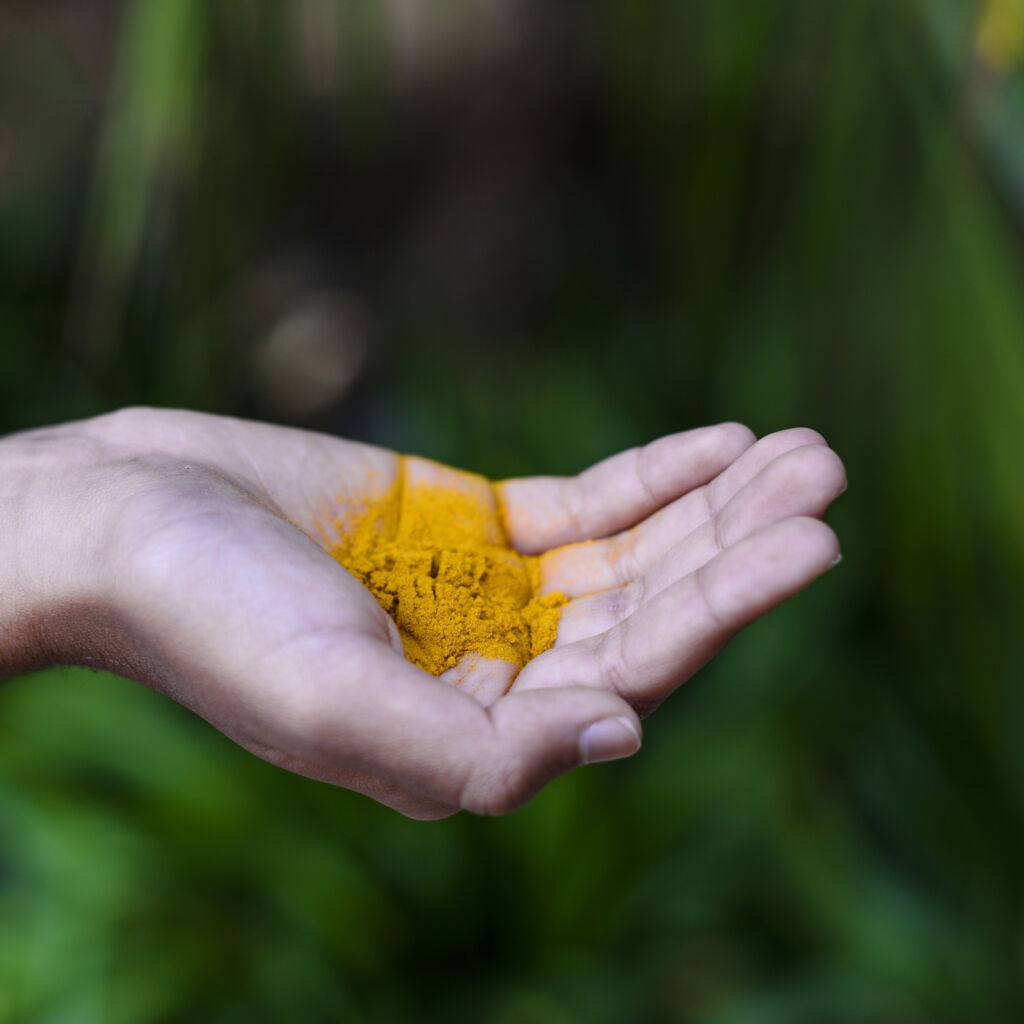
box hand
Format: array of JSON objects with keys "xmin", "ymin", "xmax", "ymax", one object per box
[{"xmin": 0, "ymin": 408, "xmax": 845, "ymax": 818}]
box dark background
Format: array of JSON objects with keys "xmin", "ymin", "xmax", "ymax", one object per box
[{"xmin": 2, "ymin": 2, "xmax": 1024, "ymax": 1021}]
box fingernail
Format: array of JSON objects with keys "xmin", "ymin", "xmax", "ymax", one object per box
[
  {"xmin": 579, "ymin": 716, "xmax": 642, "ymax": 765},
  {"xmin": 829, "ymin": 552, "xmax": 843, "ymax": 569}
]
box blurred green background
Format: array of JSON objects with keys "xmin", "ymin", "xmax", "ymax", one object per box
[{"xmin": 2, "ymin": 1, "xmax": 1024, "ymax": 1020}]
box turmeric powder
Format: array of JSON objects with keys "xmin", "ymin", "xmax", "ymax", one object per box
[{"xmin": 323, "ymin": 460, "xmax": 567, "ymax": 677}]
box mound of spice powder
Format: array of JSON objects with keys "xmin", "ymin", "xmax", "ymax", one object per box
[{"xmin": 325, "ymin": 471, "xmax": 567, "ymax": 676}]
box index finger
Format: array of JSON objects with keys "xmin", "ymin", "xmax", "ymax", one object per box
[{"xmin": 497, "ymin": 423, "xmax": 756, "ymax": 554}]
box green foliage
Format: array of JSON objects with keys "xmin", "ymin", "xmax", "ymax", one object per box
[{"xmin": 2, "ymin": 0, "xmax": 1023, "ymax": 1019}]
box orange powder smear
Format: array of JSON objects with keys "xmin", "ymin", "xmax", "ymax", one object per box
[{"xmin": 325, "ymin": 471, "xmax": 567, "ymax": 677}]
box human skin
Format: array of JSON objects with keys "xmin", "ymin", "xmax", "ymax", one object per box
[{"xmin": 0, "ymin": 408, "xmax": 845, "ymax": 819}]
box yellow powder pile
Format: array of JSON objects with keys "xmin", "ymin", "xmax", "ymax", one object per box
[{"xmin": 325, "ymin": 472, "xmax": 567, "ymax": 676}]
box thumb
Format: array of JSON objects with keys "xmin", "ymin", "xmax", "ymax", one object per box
[
  {"xmin": 267, "ymin": 639, "xmax": 642, "ymax": 815},
  {"xmin": 459, "ymin": 686, "xmax": 643, "ymax": 815}
]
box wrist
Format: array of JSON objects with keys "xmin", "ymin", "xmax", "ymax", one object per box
[{"xmin": 0, "ymin": 422, "xmax": 122, "ymax": 677}]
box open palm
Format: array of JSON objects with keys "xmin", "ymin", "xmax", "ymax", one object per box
[{"xmin": 84, "ymin": 408, "xmax": 844, "ymax": 819}]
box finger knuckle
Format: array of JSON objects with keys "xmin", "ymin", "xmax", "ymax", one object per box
[
  {"xmin": 565, "ymin": 476, "xmax": 588, "ymax": 537},
  {"xmin": 597, "ymin": 626, "xmax": 633, "ymax": 697},
  {"xmin": 611, "ymin": 529, "xmax": 643, "ymax": 585},
  {"xmin": 635, "ymin": 443, "xmax": 666, "ymax": 506},
  {"xmin": 625, "ymin": 576, "xmax": 647, "ymax": 617}
]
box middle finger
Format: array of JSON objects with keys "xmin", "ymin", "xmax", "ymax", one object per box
[{"xmin": 554, "ymin": 443, "xmax": 845, "ymax": 644}]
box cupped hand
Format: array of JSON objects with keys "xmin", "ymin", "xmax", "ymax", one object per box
[{"xmin": 5, "ymin": 408, "xmax": 845, "ymax": 818}]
